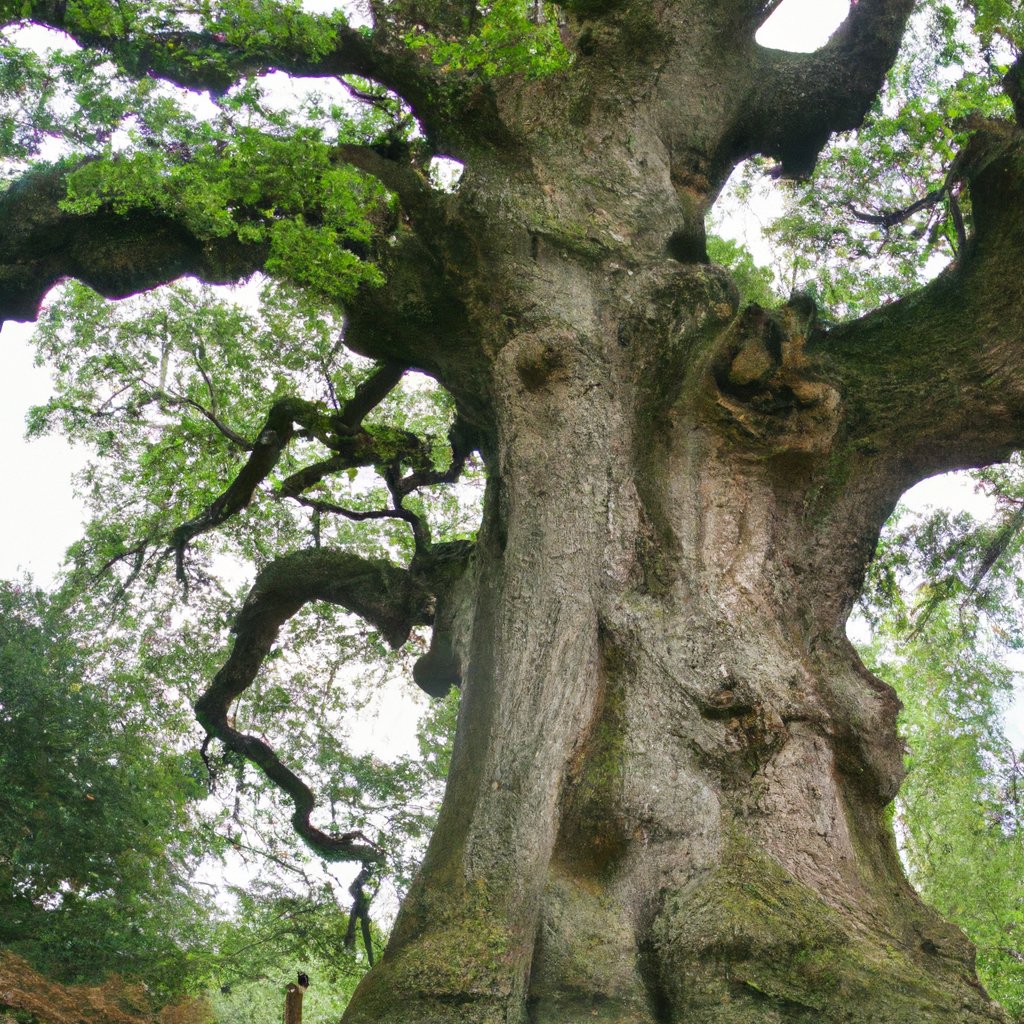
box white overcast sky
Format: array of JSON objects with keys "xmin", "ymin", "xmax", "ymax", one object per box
[{"xmin": 1, "ymin": 0, "xmax": 1021, "ymax": 744}]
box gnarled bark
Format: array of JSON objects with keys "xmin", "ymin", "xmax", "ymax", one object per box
[{"xmin": 336, "ymin": 102, "xmax": 1023, "ymax": 1024}]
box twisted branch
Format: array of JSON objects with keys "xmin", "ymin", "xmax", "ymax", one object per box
[
  {"xmin": 194, "ymin": 548, "xmax": 434, "ymax": 862},
  {"xmin": 171, "ymin": 363, "xmax": 414, "ymax": 578}
]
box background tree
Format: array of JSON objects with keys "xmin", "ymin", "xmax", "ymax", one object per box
[
  {"xmin": 857, "ymin": 458, "xmax": 1024, "ymax": 1018},
  {"xmin": 0, "ymin": 579, "xmax": 209, "ymax": 997},
  {"xmin": 3, "ymin": 0, "xmax": 1024, "ymax": 1022}
]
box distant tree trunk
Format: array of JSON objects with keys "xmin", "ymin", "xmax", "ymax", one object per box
[{"xmin": 284, "ymin": 976, "xmax": 307, "ymax": 1024}]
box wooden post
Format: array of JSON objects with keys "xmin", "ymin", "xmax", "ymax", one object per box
[{"xmin": 284, "ymin": 973, "xmax": 308, "ymax": 1024}]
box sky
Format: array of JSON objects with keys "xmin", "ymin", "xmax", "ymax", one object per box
[
  {"xmin": 0, "ymin": 319, "xmax": 88, "ymax": 586},
  {"xmin": 0, "ymin": 0, "xmax": 1021, "ymax": 740}
]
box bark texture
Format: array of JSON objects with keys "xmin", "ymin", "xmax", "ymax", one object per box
[
  {"xmin": 5, "ymin": 1, "xmax": 1024, "ymax": 1021},
  {"xmin": 334, "ymin": 12, "xmax": 1024, "ymax": 1021}
]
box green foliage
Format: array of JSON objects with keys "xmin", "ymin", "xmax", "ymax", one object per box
[
  {"xmin": 860, "ymin": 459, "xmax": 1024, "ymax": 1017},
  {"xmin": 208, "ymin": 0, "xmax": 340, "ymax": 61},
  {"xmin": 0, "ymin": 42, "xmax": 158, "ymax": 159},
  {"xmin": 1, "ymin": 0, "xmax": 402, "ymax": 304},
  {"xmin": 60, "ymin": 126, "xmax": 386, "ymax": 301},
  {"xmin": 27, "ymin": 278, "xmax": 477, "ymax": 586},
  {"xmin": 404, "ymin": 1, "xmax": 571, "ymax": 79},
  {"xmin": 706, "ymin": 234, "xmax": 781, "ymax": 307},
  {"xmin": 968, "ymin": 0, "xmax": 1024, "ymax": 49},
  {"xmin": 0, "ymin": 579, "xmax": 210, "ymax": 999},
  {"xmin": 196, "ymin": 879, "xmax": 373, "ymax": 1016}
]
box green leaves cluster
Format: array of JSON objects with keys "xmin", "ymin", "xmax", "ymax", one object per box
[
  {"xmin": 2, "ymin": 0, "xmax": 403, "ymax": 302},
  {"xmin": 60, "ymin": 121, "xmax": 387, "ymax": 300},
  {"xmin": 404, "ymin": 0, "xmax": 571, "ymax": 79},
  {"xmin": 969, "ymin": 0, "xmax": 1024, "ymax": 50},
  {"xmin": 0, "ymin": 580, "xmax": 211, "ymax": 999},
  {"xmin": 27, "ymin": 278, "xmax": 478, "ymax": 589},
  {"xmin": 706, "ymin": 234, "xmax": 780, "ymax": 307}
]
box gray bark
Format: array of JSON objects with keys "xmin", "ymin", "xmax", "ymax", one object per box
[{"xmin": 338, "ymin": 117, "xmax": 1024, "ymax": 1024}]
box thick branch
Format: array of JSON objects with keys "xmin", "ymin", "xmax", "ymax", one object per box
[
  {"xmin": 738, "ymin": 0, "xmax": 915, "ymax": 176},
  {"xmin": 345, "ymin": 862, "xmax": 377, "ymax": 966},
  {"xmin": 337, "ymin": 360, "xmax": 407, "ymax": 429},
  {"xmin": 1004, "ymin": 54, "xmax": 1024, "ymax": 128},
  {"xmin": 848, "ymin": 189, "xmax": 946, "ymax": 230},
  {"xmin": 13, "ymin": 3, "xmax": 448, "ymax": 128},
  {"xmin": 814, "ymin": 119, "xmax": 1024, "ymax": 504},
  {"xmin": 172, "ymin": 397, "xmax": 303, "ymax": 577},
  {"xmin": 194, "ymin": 547, "xmax": 434, "ymax": 861},
  {"xmin": 0, "ymin": 162, "xmax": 264, "ymax": 322},
  {"xmin": 332, "ymin": 144, "xmax": 436, "ymax": 222},
  {"xmin": 392, "ymin": 416, "xmax": 477, "ymax": 496}
]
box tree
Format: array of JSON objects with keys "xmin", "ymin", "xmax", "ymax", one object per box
[
  {"xmin": 0, "ymin": 580, "xmax": 209, "ymax": 998},
  {"xmin": 858, "ymin": 462, "xmax": 1024, "ymax": 1017},
  {"xmin": 2, "ymin": 0, "xmax": 1024, "ymax": 1020}
]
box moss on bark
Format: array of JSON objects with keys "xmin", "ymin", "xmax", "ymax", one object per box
[{"xmin": 651, "ymin": 837, "xmax": 1003, "ymax": 1022}]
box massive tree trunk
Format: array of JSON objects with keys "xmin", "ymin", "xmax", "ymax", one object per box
[
  {"xmin": 337, "ymin": 80, "xmax": 1023, "ymax": 1024},
  {"xmin": 5, "ymin": 1, "xmax": 1024, "ymax": 1021}
]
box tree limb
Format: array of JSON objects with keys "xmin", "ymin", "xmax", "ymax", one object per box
[
  {"xmin": 12, "ymin": 2, "xmax": 448, "ymax": 128},
  {"xmin": 0, "ymin": 162, "xmax": 265, "ymax": 322},
  {"xmin": 332, "ymin": 144, "xmax": 436, "ymax": 223},
  {"xmin": 848, "ymin": 188, "xmax": 947, "ymax": 230},
  {"xmin": 813, "ymin": 119, "xmax": 1024, "ymax": 511},
  {"xmin": 336, "ymin": 360, "xmax": 407, "ymax": 430},
  {"xmin": 1004, "ymin": 54, "xmax": 1024, "ymax": 129},
  {"xmin": 344, "ymin": 861, "xmax": 377, "ymax": 966},
  {"xmin": 193, "ymin": 547, "xmax": 434, "ymax": 861},
  {"xmin": 171, "ymin": 397, "xmax": 306, "ymax": 578},
  {"xmin": 737, "ymin": 0, "xmax": 916, "ymax": 176},
  {"xmin": 392, "ymin": 416, "xmax": 477, "ymax": 497},
  {"xmin": 151, "ymin": 388, "xmax": 254, "ymax": 449},
  {"xmin": 907, "ymin": 502, "xmax": 1024, "ymax": 641},
  {"xmin": 170, "ymin": 372, "xmax": 425, "ymax": 579},
  {"xmin": 291, "ymin": 498, "xmax": 409, "ymax": 524}
]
